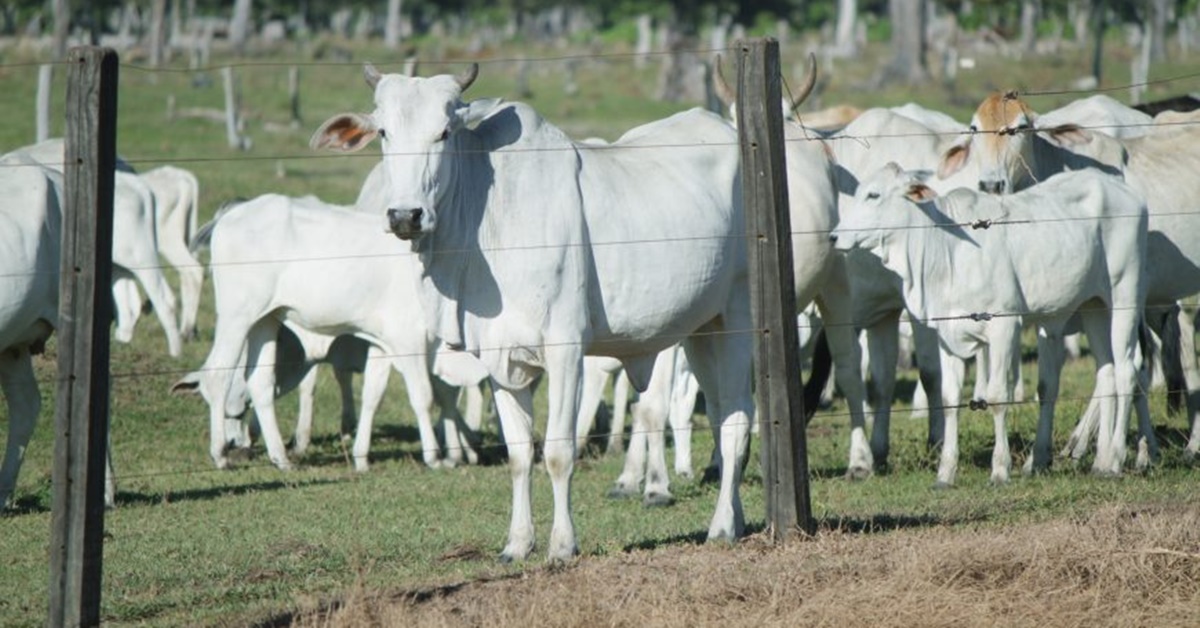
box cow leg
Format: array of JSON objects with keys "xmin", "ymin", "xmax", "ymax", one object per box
[
  {"xmin": 493, "ymin": 385, "xmax": 537, "ymax": 562},
  {"xmin": 393, "ymin": 351, "xmax": 442, "ymax": 469},
  {"xmin": 333, "ymin": 365, "xmax": 357, "ymax": 441},
  {"xmin": 609, "ymin": 405, "xmax": 648, "ymax": 499},
  {"xmin": 1109, "ymin": 304, "xmax": 1144, "ymax": 475},
  {"xmin": 1064, "ymin": 392, "xmax": 1100, "ymax": 462},
  {"xmin": 1175, "ymin": 304, "xmax": 1200, "ymax": 459},
  {"xmin": 669, "ymin": 353, "xmax": 698, "ymax": 480},
  {"xmin": 541, "ymin": 342, "xmax": 583, "ymax": 563},
  {"xmin": 934, "ymin": 349, "xmax": 966, "ymax": 488},
  {"xmin": 156, "ymin": 234, "xmax": 205, "ymax": 341},
  {"xmin": 350, "ymin": 347, "xmax": 390, "ymax": 472},
  {"xmin": 0, "ymin": 350, "xmax": 39, "ymax": 508},
  {"xmin": 435, "ymin": 376, "xmax": 479, "ymax": 468},
  {"xmin": 1029, "ymin": 326, "xmax": 1066, "ymax": 473},
  {"xmin": 127, "ymin": 265, "xmax": 183, "ymax": 358},
  {"xmin": 110, "ymin": 275, "xmax": 141, "ymax": 344},
  {"xmin": 291, "ymin": 363, "xmax": 321, "ymax": 456},
  {"xmin": 912, "ymin": 322, "xmax": 946, "ymax": 449},
  {"xmin": 686, "ymin": 318, "xmax": 754, "ymax": 543},
  {"xmin": 863, "ymin": 316, "xmax": 899, "ymax": 475},
  {"xmin": 458, "ymin": 381, "xmax": 485, "ymax": 465},
  {"xmin": 243, "ymin": 318, "xmax": 291, "ymax": 470},
  {"xmin": 984, "ymin": 322, "xmax": 1019, "ymax": 485},
  {"xmin": 607, "ymin": 370, "xmax": 631, "ymax": 456},
  {"xmin": 1083, "ymin": 312, "xmax": 1119, "ymax": 476},
  {"xmin": 815, "ymin": 290, "xmax": 870, "ymax": 478},
  {"xmin": 203, "ymin": 318, "xmax": 258, "ymax": 468},
  {"xmin": 574, "ymin": 361, "xmax": 611, "ymax": 456}
]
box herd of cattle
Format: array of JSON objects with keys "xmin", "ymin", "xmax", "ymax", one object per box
[{"xmin": 2, "ymin": 55, "xmax": 1199, "ymax": 562}]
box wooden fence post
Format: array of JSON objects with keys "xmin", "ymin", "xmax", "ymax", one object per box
[
  {"xmin": 735, "ymin": 38, "xmax": 814, "ymax": 540},
  {"xmin": 48, "ymin": 46, "xmax": 118, "ymax": 628}
]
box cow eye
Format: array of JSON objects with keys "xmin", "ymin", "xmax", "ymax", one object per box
[
  {"xmin": 866, "ymin": 192, "xmax": 880, "ymax": 200},
  {"xmin": 437, "ymin": 128, "xmax": 450, "ymax": 142},
  {"xmin": 378, "ymin": 128, "xmax": 387, "ymax": 140}
]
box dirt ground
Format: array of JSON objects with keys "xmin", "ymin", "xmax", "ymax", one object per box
[{"xmin": 282, "ymin": 501, "xmax": 1200, "ymax": 627}]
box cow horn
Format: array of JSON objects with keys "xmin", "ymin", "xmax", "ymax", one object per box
[
  {"xmin": 713, "ymin": 54, "xmax": 735, "ymax": 108},
  {"xmin": 455, "ymin": 63, "xmax": 479, "ymax": 91},
  {"xmin": 364, "ymin": 63, "xmax": 382, "ymax": 90},
  {"xmin": 788, "ymin": 53, "xmax": 818, "ymax": 115}
]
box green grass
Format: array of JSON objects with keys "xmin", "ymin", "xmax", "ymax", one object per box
[{"xmin": 0, "ymin": 34, "xmax": 1198, "ymax": 626}]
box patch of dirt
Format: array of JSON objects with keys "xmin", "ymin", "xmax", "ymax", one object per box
[{"xmin": 281, "ymin": 501, "xmax": 1200, "ymax": 627}]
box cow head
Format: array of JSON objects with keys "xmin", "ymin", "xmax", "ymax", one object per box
[
  {"xmin": 938, "ymin": 91, "xmax": 1093, "ymax": 195},
  {"xmin": 310, "ymin": 63, "xmax": 482, "ymax": 240},
  {"xmin": 713, "ymin": 52, "xmax": 817, "ymax": 126},
  {"xmin": 830, "ymin": 162, "xmax": 936, "ymax": 252}
]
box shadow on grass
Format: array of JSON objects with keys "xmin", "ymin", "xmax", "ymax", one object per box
[
  {"xmin": 116, "ymin": 477, "xmax": 350, "ymax": 508},
  {"xmin": 619, "ymin": 510, "xmax": 982, "ymax": 554}
]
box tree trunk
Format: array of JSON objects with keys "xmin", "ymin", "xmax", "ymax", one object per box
[
  {"xmin": 149, "ymin": 0, "xmax": 167, "ymax": 68},
  {"xmin": 229, "ymin": 0, "xmax": 252, "ymax": 57},
  {"xmin": 1090, "ymin": 0, "xmax": 1106, "ymax": 86},
  {"xmin": 52, "ymin": 0, "xmax": 69, "ymax": 60},
  {"xmin": 834, "ymin": 0, "xmax": 859, "ymax": 57},
  {"xmin": 1019, "ymin": 0, "xmax": 1038, "ymax": 54},
  {"xmin": 878, "ymin": 0, "xmax": 930, "ymax": 85},
  {"xmin": 1149, "ymin": 0, "xmax": 1169, "ymax": 62},
  {"xmin": 384, "ymin": 0, "xmax": 403, "ymax": 49}
]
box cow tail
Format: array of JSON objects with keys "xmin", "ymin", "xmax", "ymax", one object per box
[
  {"xmin": 189, "ymin": 197, "xmax": 246, "ymax": 254},
  {"xmin": 803, "ymin": 328, "xmax": 833, "ymax": 426}
]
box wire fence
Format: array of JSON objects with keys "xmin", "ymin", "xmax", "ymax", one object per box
[{"xmin": 4, "ymin": 46, "xmax": 1199, "ymax": 487}]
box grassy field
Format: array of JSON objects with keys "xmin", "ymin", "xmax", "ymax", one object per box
[{"xmin": 0, "ymin": 30, "xmax": 1199, "ymax": 626}]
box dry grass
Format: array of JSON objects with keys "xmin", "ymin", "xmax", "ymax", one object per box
[{"xmin": 281, "ymin": 499, "xmax": 1200, "ymax": 628}]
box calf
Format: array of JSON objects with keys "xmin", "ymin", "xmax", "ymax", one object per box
[{"xmin": 832, "ymin": 165, "xmax": 1149, "ymax": 483}]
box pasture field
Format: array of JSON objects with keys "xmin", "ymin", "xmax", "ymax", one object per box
[{"xmin": 1, "ymin": 32, "xmax": 1199, "ymax": 626}]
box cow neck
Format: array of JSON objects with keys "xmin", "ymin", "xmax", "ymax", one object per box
[{"xmin": 896, "ymin": 195, "xmax": 971, "ymax": 325}]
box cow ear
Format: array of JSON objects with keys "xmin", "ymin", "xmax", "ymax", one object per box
[
  {"xmin": 905, "ymin": 183, "xmax": 937, "ymax": 202},
  {"xmin": 309, "ymin": 113, "xmax": 379, "ymax": 152},
  {"xmin": 455, "ymin": 98, "xmax": 502, "ymax": 130},
  {"xmin": 938, "ymin": 142, "xmax": 969, "ymax": 179},
  {"xmin": 170, "ymin": 372, "xmax": 202, "ymax": 396},
  {"xmin": 1040, "ymin": 123, "xmax": 1092, "ymax": 147}
]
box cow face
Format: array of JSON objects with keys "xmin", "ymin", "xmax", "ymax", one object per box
[
  {"xmin": 938, "ymin": 91, "xmax": 1093, "ymax": 195},
  {"xmin": 311, "ymin": 64, "xmax": 479, "ymax": 240},
  {"xmin": 831, "ymin": 162, "xmax": 935, "ymax": 252}
]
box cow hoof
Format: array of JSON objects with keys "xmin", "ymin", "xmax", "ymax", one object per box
[
  {"xmin": 607, "ymin": 485, "xmax": 640, "ymax": 500},
  {"xmin": 676, "ymin": 470, "xmax": 694, "ymax": 482},
  {"xmin": 642, "ymin": 492, "xmax": 675, "ymax": 508},
  {"xmin": 701, "ymin": 465, "xmax": 720, "ymax": 485},
  {"xmin": 845, "ymin": 466, "xmax": 872, "ymax": 482},
  {"xmin": 353, "ymin": 457, "xmax": 370, "ymax": 473},
  {"xmin": 1091, "ymin": 467, "xmax": 1122, "ymax": 478},
  {"xmin": 1183, "ymin": 449, "xmax": 1198, "ymax": 464},
  {"xmin": 931, "ymin": 481, "xmax": 954, "ymax": 491},
  {"xmin": 226, "ymin": 447, "xmax": 254, "ymax": 464}
]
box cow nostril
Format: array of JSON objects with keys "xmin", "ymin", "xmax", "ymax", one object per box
[
  {"xmin": 411, "ymin": 208, "xmax": 423, "ymax": 224},
  {"xmin": 829, "ymin": 234, "xmax": 838, "ymax": 244}
]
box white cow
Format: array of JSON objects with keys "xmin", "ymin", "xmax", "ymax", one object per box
[
  {"xmin": 832, "ymin": 165, "xmax": 1149, "ymax": 483},
  {"xmin": 12, "ymin": 139, "xmax": 183, "ymax": 357},
  {"xmin": 0, "ymin": 154, "xmax": 115, "ymax": 509},
  {"xmin": 184, "ymin": 193, "xmax": 488, "ymax": 472},
  {"xmin": 939, "ymin": 90, "xmax": 1200, "ymax": 461},
  {"xmin": 313, "ymin": 64, "xmax": 755, "ymax": 562},
  {"xmin": 139, "ymin": 165, "xmax": 204, "ymax": 341}
]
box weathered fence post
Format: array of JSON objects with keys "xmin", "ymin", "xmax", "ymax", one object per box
[
  {"xmin": 735, "ymin": 38, "xmax": 814, "ymax": 540},
  {"xmin": 48, "ymin": 46, "xmax": 118, "ymax": 628},
  {"xmin": 36, "ymin": 64, "xmax": 53, "ymax": 143}
]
